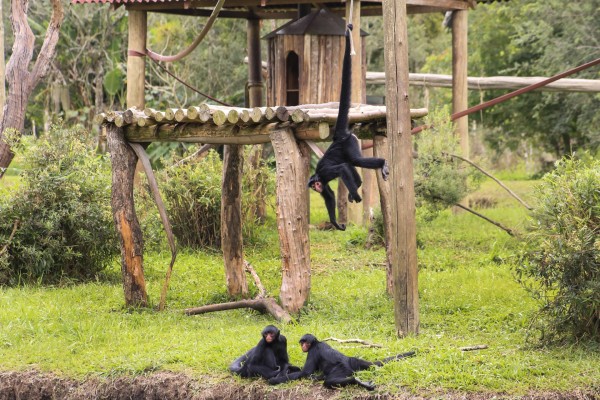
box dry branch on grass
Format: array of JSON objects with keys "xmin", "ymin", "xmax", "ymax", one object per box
[{"xmin": 322, "ymin": 337, "xmax": 383, "ymax": 348}]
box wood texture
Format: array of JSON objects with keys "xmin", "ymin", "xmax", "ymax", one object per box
[
  {"xmin": 221, "ymin": 144, "xmax": 248, "ymax": 297},
  {"xmin": 106, "ymin": 124, "xmax": 148, "ymax": 307},
  {"xmin": 126, "ymin": 11, "xmax": 146, "ymax": 109},
  {"xmin": 270, "ymin": 128, "xmax": 311, "ymax": 314},
  {"xmin": 452, "ymin": 9, "xmax": 469, "ymax": 156},
  {"xmin": 383, "ymin": 0, "xmax": 419, "ymax": 337}
]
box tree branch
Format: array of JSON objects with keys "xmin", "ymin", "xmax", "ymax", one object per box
[
  {"xmin": 184, "ymin": 298, "xmax": 292, "ymax": 324},
  {"xmin": 30, "ymin": 0, "xmax": 64, "ymax": 87},
  {"xmin": 322, "ymin": 337, "xmax": 383, "ymax": 348},
  {"xmin": 448, "ymin": 153, "xmax": 532, "ymax": 210}
]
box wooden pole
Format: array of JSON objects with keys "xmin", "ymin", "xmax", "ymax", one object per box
[
  {"xmin": 221, "ymin": 144, "xmax": 249, "ymax": 298},
  {"xmin": 270, "ymin": 128, "xmax": 310, "ymax": 314},
  {"xmin": 105, "ymin": 124, "xmax": 148, "ymax": 307},
  {"xmin": 126, "ymin": 10, "xmax": 146, "ymax": 109},
  {"xmin": 452, "ymin": 10, "xmax": 469, "ymax": 157},
  {"xmin": 373, "ymin": 135, "xmax": 393, "ymax": 295},
  {"xmin": 382, "ymin": 0, "xmax": 419, "ymax": 337},
  {"xmin": 0, "ymin": 0, "xmax": 5, "ymax": 121}
]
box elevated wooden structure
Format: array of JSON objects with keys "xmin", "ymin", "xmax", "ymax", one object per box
[{"xmin": 75, "ymin": 0, "xmax": 488, "ymax": 335}]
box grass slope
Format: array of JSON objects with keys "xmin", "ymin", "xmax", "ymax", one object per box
[{"xmin": 0, "ymin": 180, "xmax": 598, "ymax": 397}]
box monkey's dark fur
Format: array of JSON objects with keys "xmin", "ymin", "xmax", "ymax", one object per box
[
  {"xmin": 268, "ymin": 333, "xmax": 415, "ymax": 390},
  {"xmin": 229, "ymin": 325, "xmax": 300, "ymax": 379},
  {"xmin": 308, "ymin": 24, "xmax": 389, "ymax": 231}
]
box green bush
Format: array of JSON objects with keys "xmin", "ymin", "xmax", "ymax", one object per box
[
  {"xmin": 0, "ymin": 125, "xmax": 117, "ymax": 285},
  {"xmin": 517, "ymin": 156, "xmax": 600, "ymax": 341},
  {"xmin": 137, "ymin": 146, "xmax": 275, "ymax": 250}
]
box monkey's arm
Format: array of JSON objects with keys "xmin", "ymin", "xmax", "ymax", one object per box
[
  {"xmin": 321, "ymin": 184, "xmax": 346, "ymax": 231},
  {"xmin": 268, "ymin": 352, "xmax": 319, "ymax": 384}
]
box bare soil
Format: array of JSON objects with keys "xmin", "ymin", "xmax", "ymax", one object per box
[{"xmin": 0, "ymin": 370, "xmax": 598, "ymax": 400}]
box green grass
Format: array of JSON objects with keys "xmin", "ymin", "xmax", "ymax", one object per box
[{"xmin": 0, "ymin": 179, "xmax": 598, "ymax": 397}]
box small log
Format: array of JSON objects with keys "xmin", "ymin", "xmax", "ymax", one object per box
[
  {"xmin": 94, "ymin": 113, "xmax": 106, "ymax": 124},
  {"xmin": 143, "ymin": 107, "xmax": 157, "ymax": 117},
  {"xmin": 184, "ymin": 298, "xmax": 292, "ymax": 324},
  {"xmin": 165, "ymin": 108, "xmax": 178, "ymax": 121},
  {"xmin": 250, "ymin": 107, "xmax": 263, "ymax": 123},
  {"xmin": 295, "ymin": 122, "xmax": 331, "ymax": 141},
  {"xmin": 322, "ymin": 337, "xmax": 383, "ymax": 348},
  {"xmin": 460, "ymin": 345, "xmax": 488, "ymax": 351},
  {"xmin": 154, "ymin": 111, "xmax": 167, "ymax": 122},
  {"xmin": 275, "ymin": 106, "xmax": 290, "ymax": 122}
]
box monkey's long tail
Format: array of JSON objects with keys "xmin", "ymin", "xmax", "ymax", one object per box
[{"xmin": 377, "ymin": 351, "xmax": 416, "ymax": 366}]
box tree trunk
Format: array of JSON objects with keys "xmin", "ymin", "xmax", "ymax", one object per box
[
  {"xmin": 0, "ymin": 0, "xmax": 63, "ymax": 176},
  {"xmin": 221, "ymin": 144, "xmax": 248, "ymax": 298},
  {"xmin": 270, "ymin": 128, "xmax": 311, "ymax": 314},
  {"xmin": 106, "ymin": 124, "xmax": 148, "ymax": 307}
]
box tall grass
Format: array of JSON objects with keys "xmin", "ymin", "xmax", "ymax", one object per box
[{"xmin": 0, "ymin": 180, "xmax": 598, "ymax": 396}]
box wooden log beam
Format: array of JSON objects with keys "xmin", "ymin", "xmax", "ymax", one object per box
[
  {"xmin": 366, "ymin": 72, "xmax": 600, "ymax": 93},
  {"xmin": 105, "ymin": 123, "xmax": 148, "ymax": 308},
  {"xmin": 270, "ymin": 128, "xmax": 311, "ymax": 314}
]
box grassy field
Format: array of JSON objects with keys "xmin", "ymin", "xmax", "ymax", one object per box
[{"xmin": 0, "ymin": 178, "xmax": 598, "ymax": 398}]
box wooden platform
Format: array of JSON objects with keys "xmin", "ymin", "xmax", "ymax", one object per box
[{"xmin": 95, "ymin": 103, "xmax": 428, "ymax": 145}]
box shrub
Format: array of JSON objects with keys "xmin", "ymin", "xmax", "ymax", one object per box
[
  {"xmin": 517, "ymin": 156, "xmax": 600, "ymax": 341},
  {"xmin": 0, "ymin": 125, "xmax": 117, "ymax": 285},
  {"xmin": 137, "ymin": 146, "xmax": 275, "ymax": 250}
]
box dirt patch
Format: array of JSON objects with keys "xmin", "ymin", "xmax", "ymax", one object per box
[{"xmin": 0, "ymin": 370, "xmax": 597, "ymax": 400}]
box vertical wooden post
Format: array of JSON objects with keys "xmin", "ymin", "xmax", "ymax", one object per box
[
  {"xmin": 247, "ymin": 17, "xmax": 263, "ymax": 108},
  {"xmin": 221, "ymin": 144, "xmax": 248, "ymax": 298},
  {"xmin": 270, "ymin": 128, "xmax": 311, "ymax": 314},
  {"xmin": 452, "ymin": 10, "xmax": 469, "ymax": 157},
  {"xmin": 126, "ymin": 10, "xmax": 146, "ymax": 109},
  {"xmin": 382, "ymin": 0, "xmax": 419, "ymax": 336},
  {"xmin": 0, "ymin": 0, "xmax": 5, "ymax": 121},
  {"xmin": 106, "ymin": 124, "xmax": 148, "ymax": 307},
  {"xmin": 246, "ymin": 16, "xmax": 267, "ymax": 222},
  {"xmin": 373, "ymin": 135, "xmax": 393, "ymax": 295}
]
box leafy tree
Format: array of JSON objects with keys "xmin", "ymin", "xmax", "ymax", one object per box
[{"xmin": 469, "ymin": 1, "xmax": 600, "ymax": 157}]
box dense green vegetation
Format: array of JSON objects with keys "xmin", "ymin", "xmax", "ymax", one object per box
[{"xmin": 0, "ymin": 175, "xmax": 598, "ymax": 396}]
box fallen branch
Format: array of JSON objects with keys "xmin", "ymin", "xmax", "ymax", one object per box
[
  {"xmin": 322, "ymin": 337, "xmax": 383, "ymax": 348},
  {"xmin": 460, "ymin": 344, "xmax": 488, "ymax": 351},
  {"xmin": 184, "ymin": 297, "xmax": 292, "ymax": 324},
  {"xmin": 172, "ymin": 143, "xmax": 215, "ymax": 167},
  {"xmin": 448, "ymin": 153, "xmax": 532, "ymax": 210}
]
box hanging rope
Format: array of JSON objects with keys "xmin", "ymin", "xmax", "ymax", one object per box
[
  {"xmin": 146, "ymin": 0, "xmax": 226, "ymax": 63},
  {"xmin": 347, "ymin": 0, "xmax": 356, "ymax": 56}
]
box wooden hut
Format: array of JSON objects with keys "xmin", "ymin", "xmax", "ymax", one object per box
[{"xmin": 264, "ymin": 9, "xmax": 368, "ymax": 107}]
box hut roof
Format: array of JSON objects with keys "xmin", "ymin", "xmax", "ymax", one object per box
[{"xmin": 263, "ymin": 9, "xmax": 368, "ymax": 39}]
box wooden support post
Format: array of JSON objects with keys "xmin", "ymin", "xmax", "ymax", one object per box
[
  {"xmin": 382, "ymin": 0, "xmax": 419, "ymax": 337},
  {"xmin": 126, "ymin": 10, "xmax": 146, "ymax": 109},
  {"xmin": 106, "ymin": 124, "xmax": 148, "ymax": 307},
  {"xmin": 452, "ymin": 9, "xmax": 469, "ymax": 157},
  {"xmin": 270, "ymin": 128, "xmax": 311, "ymax": 314},
  {"xmin": 373, "ymin": 135, "xmax": 393, "ymax": 295},
  {"xmin": 222, "ymin": 144, "xmax": 248, "ymax": 298},
  {"xmin": 246, "ymin": 16, "xmax": 267, "ymax": 223}
]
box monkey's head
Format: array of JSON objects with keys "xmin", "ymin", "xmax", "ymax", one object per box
[
  {"xmin": 299, "ymin": 334, "xmax": 318, "ymax": 352},
  {"xmin": 308, "ymin": 174, "xmax": 323, "ymax": 193},
  {"xmin": 262, "ymin": 325, "xmax": 280, "ymax": 343}
]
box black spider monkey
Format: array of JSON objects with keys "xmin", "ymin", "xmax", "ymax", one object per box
[
  {"xmin": 229, "ymin": 325, "xmax": 300, "ymax": 379},
  {"xmin": 268, "ymin": 334, "xmax": 415, "ymax": 391},
  {"xmin": 307, "ymin": 24, "xmax": 389, "ymax": 231}
]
